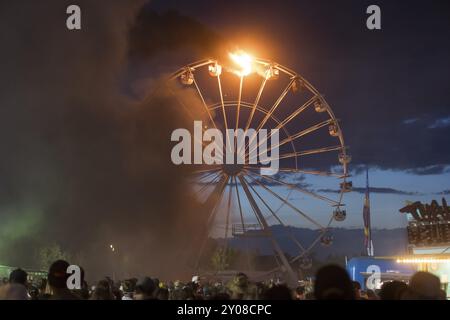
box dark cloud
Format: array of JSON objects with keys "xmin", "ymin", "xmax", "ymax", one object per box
[
  {"xmin": 318, "ymin": 187, "xmax": 422, "ymax": 196},
  {"xmin": 428, "ymin": 116, "xmax": 450, "ymax": 129},
  {"xmin": 406, "ymin": 165, "xmax": 450, "ymax": 176},
  {"xmin": 244, "ymin": 171, "xmax": 312, "ymax": 190}
]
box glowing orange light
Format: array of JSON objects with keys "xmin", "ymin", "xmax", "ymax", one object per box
[
  {"xmin": 229, "ymin": 51, "xmax": 253, "ymax": 76},
  {"xmin": 396, "ymin": 257, "xmax": 450, "ymax": 264}
]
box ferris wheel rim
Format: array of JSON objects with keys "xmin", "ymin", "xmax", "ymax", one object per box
[{"xmin": 166, "ymin": 55, "xmax": 351, "ymax": 278}]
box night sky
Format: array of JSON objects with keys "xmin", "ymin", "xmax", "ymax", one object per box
[
  {"xmin": 0, "ymin": 0, "xmax": 449, "ymax": 274},
  {"xmin": 150, "ymin": 0, "xmax": 450, "ymax": 228}
]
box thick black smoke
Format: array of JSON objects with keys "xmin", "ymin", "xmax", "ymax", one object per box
[{"xmin": 0, "ymin": 1, "xmax": 221, "ymax": 280}]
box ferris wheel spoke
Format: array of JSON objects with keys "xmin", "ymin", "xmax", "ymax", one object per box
[
  {"xmin": 193, "ymin": 78, "xmax": 224, "ymax": 158},
  {"xmin": 276, "ymin": 95, "xmax": 318, "ymax": 129},
  {"xmin": 256, "ymin": 78, "xmax": 296, "ymax": 132},
  {"xmin": 194, "ymin": 168, "xmax": 221, "ymax": 185},
  {"xmin": 195, "ymin": 173, "xmax": 229, "ymax": 269},
  {"xmin": 290, "ymin": 227, "xmax": 331, "ymax": 264},
  {"xmin": 246, "ymin": 178, "xmax": 307, "ymax": 253},
  {"xmin": 279, "ymin": 118, "xmax": 334, "ymax": 144},
  {"xmin": 247, "ymin": 95, "xmax": 319, "ymax": 160},
  {"xmin": 239, "ymin": 175, "xmax": 277, "ymax": 230},
  {"xmin": 244, "ymin": 166, "xmax": 346, "ymax": 178},
  {"xmin": 244, "ymin": 172, "xmax": 326, "ymax": 229},
  {"xmin": 233, "ymin": 176, "xmax": 246, "ymax": 233},
  {"xmin": 239, "ymin": 175, "xmax": 306, "ymax": 285},
  {"xmin": 191, "ymin": 166, "xmax": 222, "ymax": 176},
  {"xmin": 277, "ymin": 145, "xmax": 344, "ymax": 161},
  {"xmin": 224, "ymin": 182, "xmax": 233, "ymax": 249},
  {"xmin": 168, "ymin": 87, "xmax": 197, "ymax": 121},
  {"xmin": 248, "ymin": 118, "xmax": 335, "ymax": 162},
  {"xmin": 169, "ymin": 86, "xmax": 218, "ymax": 153},
  {"xmin": 246, "ymin": 169, "xmax": 340, "ymax": 206},
  {"xmin": 217, "ymin": 74, "xmax": 232, "ymax": 154},
  {"xmin": 194, "ymin": 171, "xmax": 223, "ymax": 198},
  {"xmin": 236, "ymin": 76, "xmax": 244, "ymax": 132},
  {"xmin": 245, "ymin": 77, "xmax": 267, "ymax": 131},
  {"xmin": 204, "ymin": 174, "xmax": 230, "ymax": 229},
  {"xmin": 193, "ymin": 78, "xmax": 217, "ymax": 129},
  {"xmin": 192, "ymin": 169, "xmax": 221, "ymax": 186},
  {"xmin": 244, "ymin": 78, "xmax": 296, "ymax": 156}
]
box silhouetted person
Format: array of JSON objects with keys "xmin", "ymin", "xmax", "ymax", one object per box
[
  {"xmin": 29, "ymin": 285, "xmax": 40, "ymax": 300},
  {"xmin": 228, "ymin": 272, "xmax": 257, "ymax": 300},
  {"xmin": 403, "ymin": 272, "xmax": 443, "ymax": 300},
  {"xmin": 352, "ymin": 281, "xmax": 364, "ymax": 299},
  {"xmin": 0, "ymin": 268, "xmax": 29, "ymax": 300},
  {"xmin": 264, "ymin": 284, "xmax": 292, "ymax": 300},
  {"xmin": 134, "ymin": 277, "xmax": 156, "ymax": 300},
  {"xmin": 90, "ymin": 279, "xmax": 115, "ymax": 300},
  {"xmin": 294, "ymin": 286, "xmax": 306, "ymax": 300},
  {"xmin": 9, "ymin": 268, "xmax": 28, "ymax": 286},
  {"xmin": 47, "ymin": 260, "xmax": 79, "ymax": 300},
  {"xmin": 366, "ymin": 289, "xmax": 378, "ymax": 300},
  {"xmin": 156, "ymin": 287, "xmax": 169, "ymax": 300},
  {"xmin": 314, "ymin": 265, "xmax": 355, "ymax": 300},
  {"xmin": 379, "ymin": 281, "xmax": 408, "ymax": 300},
  {"xmin": 121, "ymin": 279, "xmax": 136, "ymax": 300}
]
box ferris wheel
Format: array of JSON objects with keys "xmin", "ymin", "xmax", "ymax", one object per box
[{"xmin": 166, "ymin": 51, "xmax": 352, "ymax": 285}]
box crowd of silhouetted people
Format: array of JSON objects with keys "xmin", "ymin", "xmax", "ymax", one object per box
[{"xmin": 0, "ymin": 260, "xmax": 447, "ymax": 300}]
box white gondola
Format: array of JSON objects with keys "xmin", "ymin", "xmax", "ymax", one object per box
[
  {"xmin": 265, "ymin": 64, "xmax": 279, "ymax": 80},
  {"xmin": 320, "ymin": 235, "xmax": 333, "ymax": 246},
  {"xmin": 338, "ymin": 153, "xmax": 352, "ymax": 164},
  {"xmin": 329, "ymin": 123, "xmax": 339, "ymax": 137},
  {"xmin": 180, "ymin": 69, "xmax": 194, "ymax": 85},
  {"xmin": 299, "ymin": 256, "xmax": 313, "ymax": 270},
  {"xmin": 291, "ymin": 76, "xmax": 304, "ymax": 93},
  {"xmin": 333, "ymin": 208, "xmax": 346, "ymax": 221},
  {"xmin": 314, "ymin": 100, "xmax": 327, "ymax": 113},
  {"xmin": 208, "ymin": 63, "xmax": 222, "ymax": 77},
  {"xmin": 340, "ymin": 181, "xmax": 353, "ymax": 193}
]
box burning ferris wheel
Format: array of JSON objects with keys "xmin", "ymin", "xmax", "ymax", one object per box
[{"xmin": 167, "ymin": 51, "xmax": 352, "ymax": 285}]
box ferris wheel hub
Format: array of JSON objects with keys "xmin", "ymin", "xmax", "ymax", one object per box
[{"xmin": 222, "ymin": 164, "xmax": 244, "ymax": 176}]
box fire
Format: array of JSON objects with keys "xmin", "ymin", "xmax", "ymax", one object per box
[{"xmin": 229, "ymin": 51, "xmax": 253, "ymax": 76}]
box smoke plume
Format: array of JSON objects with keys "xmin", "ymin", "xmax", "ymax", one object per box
[{"xmin": 0, "ymin": 0, "xmax": 221, "ymax": 280}]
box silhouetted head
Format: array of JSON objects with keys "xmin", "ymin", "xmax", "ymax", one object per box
[
  {"xmin": 9, "ymin": 268, "xmax": 28, "ymax": 285},
  {"xmin": 352, "ymin": 281, "xmax": 362, "ymax": 298},
  {"xmin": 404, "ymin": 272, "xmax": 442, "ymax": 300},
  {"xmin": 134, "ymin": 277, "xmax": 156, "ymax": 300},
  {"xmin": 379, "ymin": 281, "xmax": 408, "ymax": 300},
  {"xmin": 90, "ymin": 279, "xmax": 114, "ymax": 300},
  {"xmin": 294, "ymin": 286, "xmax": 306, "ymax": 300},
  {"xmin": 233, "ymin": 272, "xmax": 249, "ymax": 288},
  {"xmin": 48, "ymin": 260, "xmax": 70, "ymax": 289},
  {"xmin": 314, "ymin": 265, "xmax": 355, "ymax": 300},
  {"xmin": 156, "ymin": 287, "xmax": 169, "ymax": 300},
  {"xmin": 264, "ymin": 284, "xmax": 292, "ymax": 300}
]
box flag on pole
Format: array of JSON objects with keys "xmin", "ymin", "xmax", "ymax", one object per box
[{"xmin": 363, "ymin": 166, "xmax": 374, "ymax": 256}]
